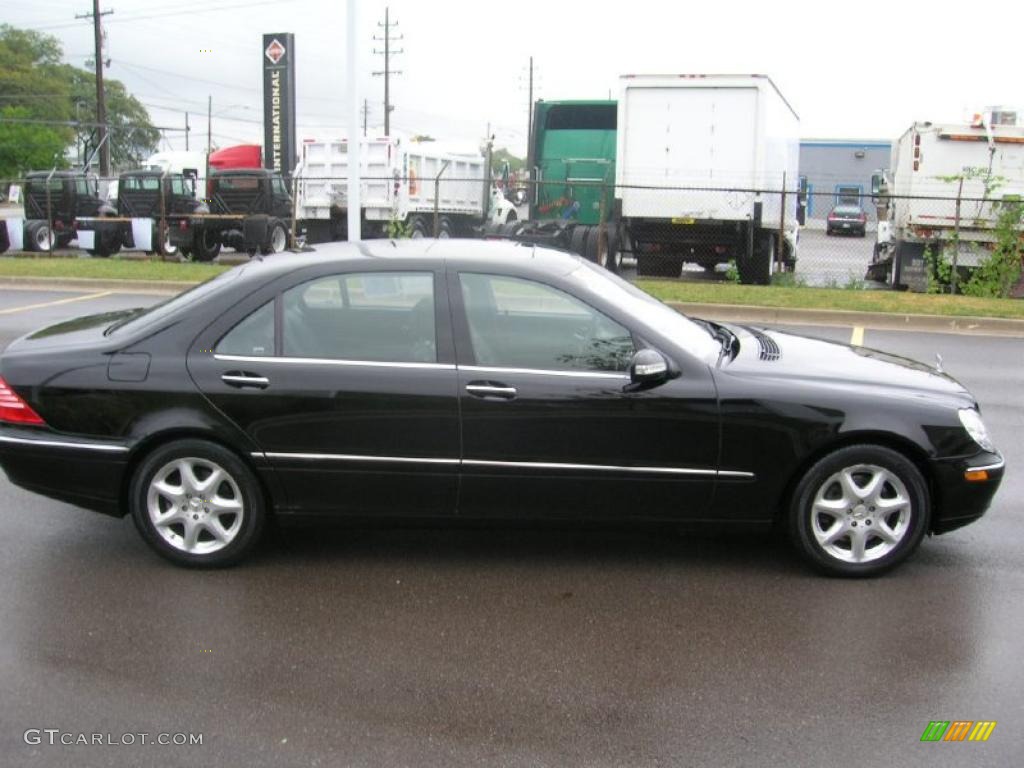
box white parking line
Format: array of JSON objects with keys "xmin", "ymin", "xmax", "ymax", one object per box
[
  {"xmin": 0, "ymin": 291, "xmax": 112, "ymax": 316},
  {"xmin": 850, "ymin": 326, "xmax": 865, "ymax": 346}
]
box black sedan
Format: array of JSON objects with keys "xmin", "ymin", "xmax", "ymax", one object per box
[
  {"xmin": 826, "ymin": 204, "xmax": 868, "ymax": 236},
  {"xmin": 0, "ymin": 241, "xmax": 1004, "ymax": 575}
]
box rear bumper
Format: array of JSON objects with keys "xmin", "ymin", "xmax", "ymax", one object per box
[
  {"xmin": 929, "ymin": 451, "xmax": 1005, "ymax": 534},
  {"xmin": 0, "ymin": 427, "xmax": 130, "ymax": 516}
]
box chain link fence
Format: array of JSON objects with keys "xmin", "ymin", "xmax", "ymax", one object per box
[{"xmin": 2, "ymin": 174, "xmax": 1021, "ymax": 296}]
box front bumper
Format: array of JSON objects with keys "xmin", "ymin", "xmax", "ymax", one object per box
[
  {"xmin": 0, "ymin": 426, "xmax": 131, "ymax": 516},
  {"xmin": 929, "ymin": 450, "xmax": 1005, "ymax": 534}
]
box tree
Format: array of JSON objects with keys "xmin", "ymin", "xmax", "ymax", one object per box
[
  {"xmin": 68, "ymin": 69, "xmax": 160, "ymax": 170},
  {"xmin": 0, "ymin": 24, "xmax": 159, "ymax": 177},
  {"xmin": 489, "ymin": 147, "xmax": 525, "ymax": 173},
  {"xmin": 0, "ymin": 106, "xmax": 68, "ymax": 179}
]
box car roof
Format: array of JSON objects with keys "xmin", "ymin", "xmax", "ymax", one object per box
[{"xmin": 245, "ymin": 239, "xmax": 582, "ymax": 283}]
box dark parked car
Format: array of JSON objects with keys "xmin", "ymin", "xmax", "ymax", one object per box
[
  {"xmin": 0, "ymin": 242, "xmax": 1003, "ymax": 574},
  {"xmin": 826, "ymin": 203, "xmax": 868, "ymax": 236}
]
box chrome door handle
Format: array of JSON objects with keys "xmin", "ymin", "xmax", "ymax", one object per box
[
  {"xmin": 465, "ymin": 383, "xmax": 517, "ymax": 400},
  {"xmin": 221, "ymin": 372, "xmax": 269, "ymax": 389}
]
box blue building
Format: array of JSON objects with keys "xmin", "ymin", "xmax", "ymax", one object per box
[{"xmin": 798, "ymin": 139, "xmax": 891, "ymax": 223}]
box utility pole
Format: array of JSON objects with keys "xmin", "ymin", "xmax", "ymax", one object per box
[
  {"xmin": 206, "ymin": 95, "xmax": 212, "ymax": 188},
  {"xmin": 527, "ymin": 55, "xmax": 534, "ymax": 157},
  {"xmin": 185, "ymin": 111, "xmax": 190, "ymax": 151},
  {"xmin": 362, "ymin": 98, "xmax": 369, "ymax": 136},
  {"xmin": 372, "ymin": 6, "xmax": 403, "ymax": 137},
  {"xmin": 76, "ymin": 0, "xmax": 113, "ymax": 176}
]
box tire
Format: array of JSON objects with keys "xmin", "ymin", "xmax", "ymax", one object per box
[
  {"xmin": 55, "ymin": 232, "xmax": 74, "ymax": 249},
  {"xmin": 788, "ymin": 445, "xmax": 930, "ymax": 577},
  {"xmin": 408, "ymin": 216, "xmax": 428, "ymax": 239},
  {"xmin": 130, "ymin": 439, "xmax": 267, "ymax": 568},
  {"xmin": 192, "ymin": 227, "xmax": 221, "ymax": 262},
  {"xmin": 27, "ymin": 221, "xmax": 54, "ymax": 252},
  {"xmin": 601, "ymin": 223, "xmax": 622, "ymax": 273},
  {"xmin": 261, "ymin": 220, "xmax": 288, "ymax": 254},
  {"xmin": 154, "ymin": 223, "xmax": 178, "ymax": 258},
  {"xmin": 505, "ymin": 210, "xmax": 518, "ymax": 224},
  {"xmin": 436, "ymin": 217, "xmax": 452, "ymax": 239},
  {"xmin": 569, "ymin": 225, "xmax": 588, "ymax": 257},
  {"xmin": 738, "ymin": 233, "xmax": 772, "ymax": 285},
  {"xmin": 584, "ymin": 226, "xmax": 602, "ymax": 264}
]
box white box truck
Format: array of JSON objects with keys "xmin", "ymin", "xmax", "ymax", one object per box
[
  {"xmin": 615, "ymin": 74, "xmax": 800, "ymax": 283},
  {"xmin": 294, "ymin": 136, "xmax": 515, "ymax": 242},
  {"xmin": 867, "ymin": 115, "xmax": 1024, "ymax": 291}
]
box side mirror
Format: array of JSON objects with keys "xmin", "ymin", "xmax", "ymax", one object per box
[{"xmin": 629, "ymin": 349, "xmax": 670, "ymax": 387}]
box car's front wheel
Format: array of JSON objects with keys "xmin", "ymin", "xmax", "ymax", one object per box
[
  {"xmin": 789, "ymin": 445, "xmax": 930, "ymax": 576},
  {"xmin": 130, "ymin": 439, "xmax": 266, "ymax": 567}
]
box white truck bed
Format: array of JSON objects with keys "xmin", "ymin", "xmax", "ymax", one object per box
[
  {"xmin": 889, "ymin": 122, "xmax": 1024, "ymax": 243},
  {"xmin": 295, "ymin": 138, "xmax": 487, "ymax": 223}
]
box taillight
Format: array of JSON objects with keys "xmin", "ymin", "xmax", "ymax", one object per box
[
  {"xmin": 0, "ymin": 377, "xmax": 45, "ymax": 425},
  {"xmin": 859, "ymin": 213, "xmax": 867, "ymax": 222}
]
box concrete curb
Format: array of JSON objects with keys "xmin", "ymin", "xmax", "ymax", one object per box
[
  {"xmin": 668, "ymin": 302, "xmax": 1024, "ymax": 338},
  {"xmin": 0, "ymin": 276, "xmax": 194, "ymax": 295},
  {"xmin": 1, "ymin": 276, "xmax": 1022, "ymax": 337}
]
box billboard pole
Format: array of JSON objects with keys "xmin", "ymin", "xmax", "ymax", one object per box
[{"xmin": 347, "ymin": 0, "xmax": 362, "ymax": 241}]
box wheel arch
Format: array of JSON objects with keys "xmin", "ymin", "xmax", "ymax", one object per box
[
  {"xmin": 119, "ymin": 427, "xmax": 278, "ymax": 519},
  {"xmin": 773, "ymin": 430, "xmax": 935, "ymax": 527}
]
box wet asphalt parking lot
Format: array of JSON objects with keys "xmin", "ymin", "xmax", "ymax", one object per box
[{"xmin": 0, "ymin": 287, "xmax": 1021, "ymax": 767}]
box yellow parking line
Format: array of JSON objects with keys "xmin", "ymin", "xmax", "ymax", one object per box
[
  {"xmin": 0, "ymin": 291, "xmax": 112, "ymax": 316},
  {"xmin": 850, "ymin": 326, "xmax": 864, "ymax": 346}
]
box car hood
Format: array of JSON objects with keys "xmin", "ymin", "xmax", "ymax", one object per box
[{"xmin": 720, "ymin": 325, "xmax": 973, "ymax": 404}]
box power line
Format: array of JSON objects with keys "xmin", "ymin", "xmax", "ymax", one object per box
[{"xmin": 27, "ymin": 0, "xmax": 294, "ymax": 31}]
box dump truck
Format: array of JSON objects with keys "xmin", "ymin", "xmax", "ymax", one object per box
[
  {"xmin": 292, "ymin": 136, "xmax": 516, "ymax": 243},
  {"xmin": 866, "ymin": 113, "xmax": 1024, "ymax": 291}
]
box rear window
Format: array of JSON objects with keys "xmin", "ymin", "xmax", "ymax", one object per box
[
  {"xmin": 544, "ymin": 105, "xmax": 616, "ymax": 131},
  {"xmin": 833, "ymin": 205, "xmax": 863, "ymax": 215},
  {"xmin": 107, "ymin": 268, "xmax": 244, "ymax": 335},
  {"xmin": 121, "ymin": 176, "xmax": 160, "ymax": 192},
  {"xmin": 216, "ymin": 176, "xmax": 260, "ymax": 191}
]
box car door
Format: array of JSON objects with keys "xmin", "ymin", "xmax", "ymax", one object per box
[
  {"xmin": 187, "ymin": 266, "xmax": 460, "ymax": 518},
  {"xmin": 449, "ymin": 269, "xmax": 720, "ymax": 521}
]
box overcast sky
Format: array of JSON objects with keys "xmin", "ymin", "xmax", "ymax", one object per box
[{"xmin": 8, "ymin": 0, "xmax": 1023, "ymax": 155}]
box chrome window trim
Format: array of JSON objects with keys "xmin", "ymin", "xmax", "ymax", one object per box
[
  {"xmin": 214, "ymin": 354, "xmax": 455, "ymax": 371},
  {"xmin": 463, "ymin": 458, "xmax": 717, "ymax": 476},
  {"xmin": 255, "ymin": 451, "xmax": 459, "ymax": 466},
  {"xmin": 458, "ymin": 365, "xmax": 629, "ymax": 380},
  {"xmin": 253, "ymin": 451, "xmax": 754, "ymax": 479},
  {"xmin": 966, "ymin": 457, "xmax": 1004, "ymax": 473},
  {"xmin": 0, "ymin": 434, "xmax": 128, "ymax": 453}
]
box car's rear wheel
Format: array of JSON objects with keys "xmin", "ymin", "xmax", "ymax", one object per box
[
  {"xmin": 130, "ymin": 439, "xmax": 266, "ymax": 567},
  {"xmin": 789, "ymin": 445, "xmax": 929, "ymax": 576}
]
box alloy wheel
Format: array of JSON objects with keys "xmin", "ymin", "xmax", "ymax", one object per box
[
  {"xmin": 146, "ymin": 457, "xmax": 244, "ymax": 555},
  {"xmin": 810, "ymin": 463, "xmax": 911, "ymax": 564}
]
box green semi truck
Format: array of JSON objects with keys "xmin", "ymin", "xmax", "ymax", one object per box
[{"xmin": 489, "ymin": 100, "xmax": 622, "ymax": 270}]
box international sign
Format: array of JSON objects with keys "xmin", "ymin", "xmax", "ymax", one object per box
[{"xmin": 261, "ymin": 32, "xmax": 296, "ymax": 179}]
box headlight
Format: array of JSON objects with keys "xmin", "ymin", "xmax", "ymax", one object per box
[{"xmin": 959, "ymin": 408, "xmax": 995, "ymax": 452}]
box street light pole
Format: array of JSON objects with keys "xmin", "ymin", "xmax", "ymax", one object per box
[{"xmin": 347, "ymin": 0, "xmax": 362, "ymax": 241}]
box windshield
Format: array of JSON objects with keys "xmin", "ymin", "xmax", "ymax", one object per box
[
  {"xmin": 568, "ymin": 260, "xmax": 720, "ymax": 361},
  {"xmin": 106, "ymin": 267, "xmax": 244, "ymax": 335}
]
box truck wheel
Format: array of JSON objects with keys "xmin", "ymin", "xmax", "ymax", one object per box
[
  {"xmin": 602, "ymin": 224, "xmax": 622, "ymax": 273},
  {"xmin": 505, "ymin": 210, "xmax": 518, "ymax": 224},
  {"xmin": 154, "ymin": 224, "xmax": 178, "ymax": 258},
  {"xmin": 570, "ymin": 225, "xmax": 589, "ymax": 257},
  {"xmin": 437, "ymin": 217, "xmax": 452, "ymax": 239},
  {"xmin": 27, "ymin": 221, "xmax": 54, "ymax": 252},
  {"xmin": 261, "ymin": 221, "xmax": 288, "ymax": 254},
  {"xmin": 408, "ymin": 216, "xmax": 428, "ymax": 239},
  {"xmin": 193, "ymin": 228, "xmax": 221, "ymax": 262},
  {"xmin": 55, "ymin": 232, "xmax": 74, "ymax": 249},
  {"xmin": 738, "ymin": 234, "xmax": 772, "ymax": 285}
]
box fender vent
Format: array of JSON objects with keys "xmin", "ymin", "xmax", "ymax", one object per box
[{"xmin": 750, "ymin": 328, "xmax": 781, "ymax": 361}]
